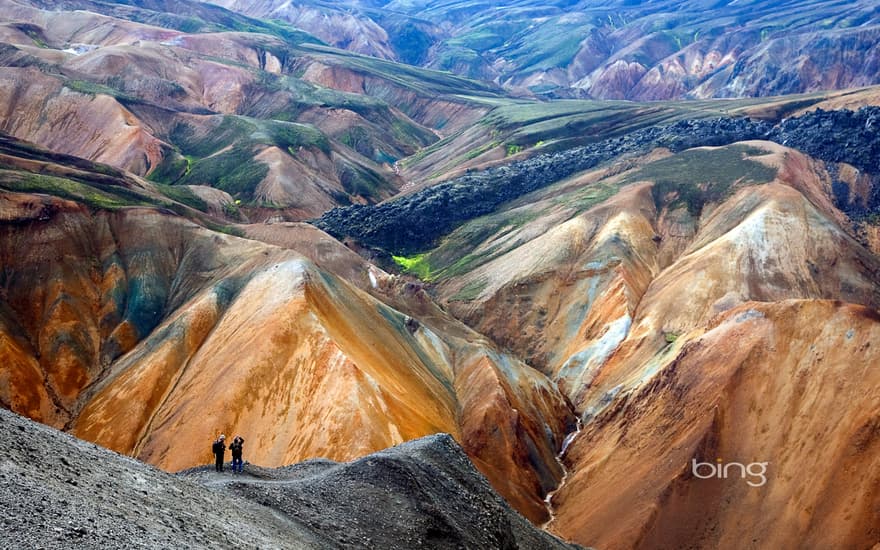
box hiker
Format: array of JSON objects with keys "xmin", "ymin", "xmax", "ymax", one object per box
[
  {"xmin": 230, "ymin": 435, "xmax": 245, "ymax": 473},
  {"xmin": 212, "ymin": 434, "xmax": 226, "ymax": 472}
]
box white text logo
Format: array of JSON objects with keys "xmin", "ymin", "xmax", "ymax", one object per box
[{"xmin": 691, "ymin": 458, "xmax": 769, "ymax": 487}]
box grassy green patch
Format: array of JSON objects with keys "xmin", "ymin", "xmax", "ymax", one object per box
[
  {"xmin": 65, "ymin": 80, "xmax": 136, "ymax": 102},
  {"xmin": 339, "ymin": 126, "xmax": 373, "ymax": 157},
  {"xmin": 25, "ymin": 29, "xmax": 48, "ymax": 48},
  {"xmin": 463, "ymin": 140, "xmax": 501, "ymax": 161},
  {"xmin": 265, "ymin": 121, "xmax": 330, "ymax": 154},
  {"xmin": 450, "ymin": 278, "xmax": 489, "ymax": 302},
  {"xmin": 337, "ymin": 160, "xmax": 394, "ymax": 200},
  {"xmin": 210, "ymin": 224, "xmax": 245, "ymax": 237},
  {"xmin": 155, "ymin": 184, "xmax": 208, "ymax": 212},
  {"xmin": 178, "ymin": 146, "xmax": 269, "ymax": 199},
  {"xmin": 0, "ymin": 172, "xmax": 148, "ymax": 210},
  {"xmin": 222, "ymin": 16, "xmax": 319, "ymax": 45},
  {"xmin": 554, "ymin": 180, "xmax": 620, "ymax": 213},
  {"xmin": 159, "ymin": 116, "xmax": 335, "ymax": 199},
  {"xmin": 446, "ymin": 26, "xmax": 512, "ymax": 51},
  {"xmin": 414, "ymin": 207, "xmax": 538, "ymax": 281},
  {"xmin": 497, "ymin": 18, "xmax": 591, "ymax": 72},
  {"xmin": 405, "ymin": 172, "xmax": 623, "ymax": 281},
  {"xmin": 392, "ymin": 253, "xmax": 433, "ymax": 280},
  {"xmin": 295, "ymin": 42, "xmax": 501, "ymax": 100},
  {"xmin": 147, "ymin": 154, "xmax": 190, "ymax": 184},
  {"xmin": 169, "ymin": 116, "xmax": 254, "ymax": 159},
  {"xmin": 222, "ymin": 201, "xmax": 242, "ymax": 219}
]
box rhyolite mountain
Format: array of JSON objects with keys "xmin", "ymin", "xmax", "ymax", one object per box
[
  {"xmin": 1, "ymin": 0, "xmax": 880, "ymax": 549},
  {"xmin": 211, "ymin": 0, "xmax": 880, "ymax": 99},
  {"xmin": 0, "ymin": 0, "xmax": 504, "ymax": 221},
  {"xmin": 0, "ymin": 132, "xmax": 574, "ymax": 525},
  {"xmin": 318, "ymin": 107, "xmax": 880, "ymax": 548}
]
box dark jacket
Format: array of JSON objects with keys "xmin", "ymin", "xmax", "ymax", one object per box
[
  {"xmin": 212, "ymin": 440, "xmax": 226, "ymax": 457},
  {"xmin": 230, "ymin": 438, "xmax": 244, "ymax": 459}
]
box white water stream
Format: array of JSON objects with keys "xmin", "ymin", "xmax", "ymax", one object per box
[{"xmin": 542, "ymin": 416, "xmax": 583, "ymax": 530}]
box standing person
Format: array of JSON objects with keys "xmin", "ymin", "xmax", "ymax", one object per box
[
  {"xmin": 212, "ymin": 434, "xmax": 226, "ymax": 472},
  {"xmin": 230, "ymin": 436, "xmax": 245, "ymax": 473}
]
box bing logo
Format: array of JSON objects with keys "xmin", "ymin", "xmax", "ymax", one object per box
[{"xmin": 691, "ymin": 458, "xmax": 769, "ymax": 487}]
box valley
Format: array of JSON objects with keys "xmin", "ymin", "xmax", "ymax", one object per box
[{"xmin": 214, "ymin": 0, "xmax": 880, "ymax": 99}]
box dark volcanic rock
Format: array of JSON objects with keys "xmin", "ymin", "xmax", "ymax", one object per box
[
  {"xmin": 769, "ymin": 107, "xmax": 880, "ymax": 174},
  {"xmin": 0, "ymin": 407, "xmax": 327, "ymax": 549},
  {"xmin": 313, "ymin": 116, "xmax": 772, "ymax": 254},
  {"xmin": 0, "ymin": 407, "xmax": 581, "ymax": 549},
  {"xmin": 314, "ymin": 107, "xmax": 880, "ymax": 255},
  {"xmin": 768, "ymin": 107, "xmax": 880, "ymax": 217}
]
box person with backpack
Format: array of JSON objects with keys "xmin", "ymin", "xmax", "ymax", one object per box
[
  {"xmin": 212, "ymin": 434, "xmax": 226, "ymax": 472},
  {"xmin": 230, "ymin": 436, "xmax": 245, "ymax": 473}
]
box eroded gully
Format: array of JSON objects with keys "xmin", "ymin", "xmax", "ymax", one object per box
[{"xmin": 542, "ymin": 415, "xmax": 583, "ymax": 530}]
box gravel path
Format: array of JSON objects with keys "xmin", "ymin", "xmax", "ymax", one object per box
[
  {"xmin": 0, "ymin": 408, "xmax": 330, "ymax": 549},
  {"xmin": 1, "ymin": 408, "xmax": 582, "ymax": 549},
  {"xmin": 182, "ymin": 435, "xmax": 582, "ymax": 549}
]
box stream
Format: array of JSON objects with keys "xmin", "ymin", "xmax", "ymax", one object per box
[{"xmin": 542, "ymin": 416, "xmax": 583, "ymax": 530}]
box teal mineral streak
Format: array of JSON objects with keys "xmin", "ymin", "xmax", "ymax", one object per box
[
  {"xmin": 212, "ymin": 277, "xmax": 244, "ymax": 310},
  {"xmin": 124, "ymin": 276, "xmax": 168, "ymax": 339},
  {"xmin": 374, "ymin": 301, "xmax": 457, "ymax": 398}
]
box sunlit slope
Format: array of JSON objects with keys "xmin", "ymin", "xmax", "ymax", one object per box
[
  {"xmin": 422, "ymin": 141, "xmax": 878, "ymax": 393},
  {"xmin": 392, "ymin": 137, "xmax": 880, "ymax": 545},
  {"xmin": 551, "ymin": 300, "xmax": 880, "ymax": 549}
]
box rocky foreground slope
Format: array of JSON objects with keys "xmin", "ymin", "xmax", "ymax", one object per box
[{"xmin": 0, "ymin": 407, "xmax": 579, "ymax": 549}]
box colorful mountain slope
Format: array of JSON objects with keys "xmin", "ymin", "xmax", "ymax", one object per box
[
  {"xmin": 0, "ymin": 133, "xmax": 573, "ymax": 523},
  {"xmin": 374, "ymin": 136, "xmax": 880, "ymax": 546},
  {"xmin": 0, "ymin": 0, "xmax": 504, "ymax": 221},
  {"xmin": 214, "ymin": 0, "xmax": 880, "ymax": 100}
]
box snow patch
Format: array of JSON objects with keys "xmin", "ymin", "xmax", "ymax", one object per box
[
  {"xmin": 733, "ymin": 308, "xmax": 765, "ymax": 324},
  {"xmin": 560, "ymin": 417, "xmax": 583, "ymax": 456},
  {"xmin": 62, "ymin": 44, "xmax": 99, "ymax": 55}
]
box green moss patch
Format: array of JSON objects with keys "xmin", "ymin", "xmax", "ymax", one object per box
[
  {"xmin": 450, "ymin": 278, "xmax": 489, "ymax": 302},
  {"xmin": 0, "ymin": 172, "xmax": 150, "ymax": 210},
  {"xmin": 177, "ymin": 146, "xmax": 269, "ymax": 200},
  {"xmin": 625, "ymin": 145, "xmax": 778, "ymax": 216},
  {"xmin": 155, "ymin": 184, "xmax": 208, "ymax": 212}
]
